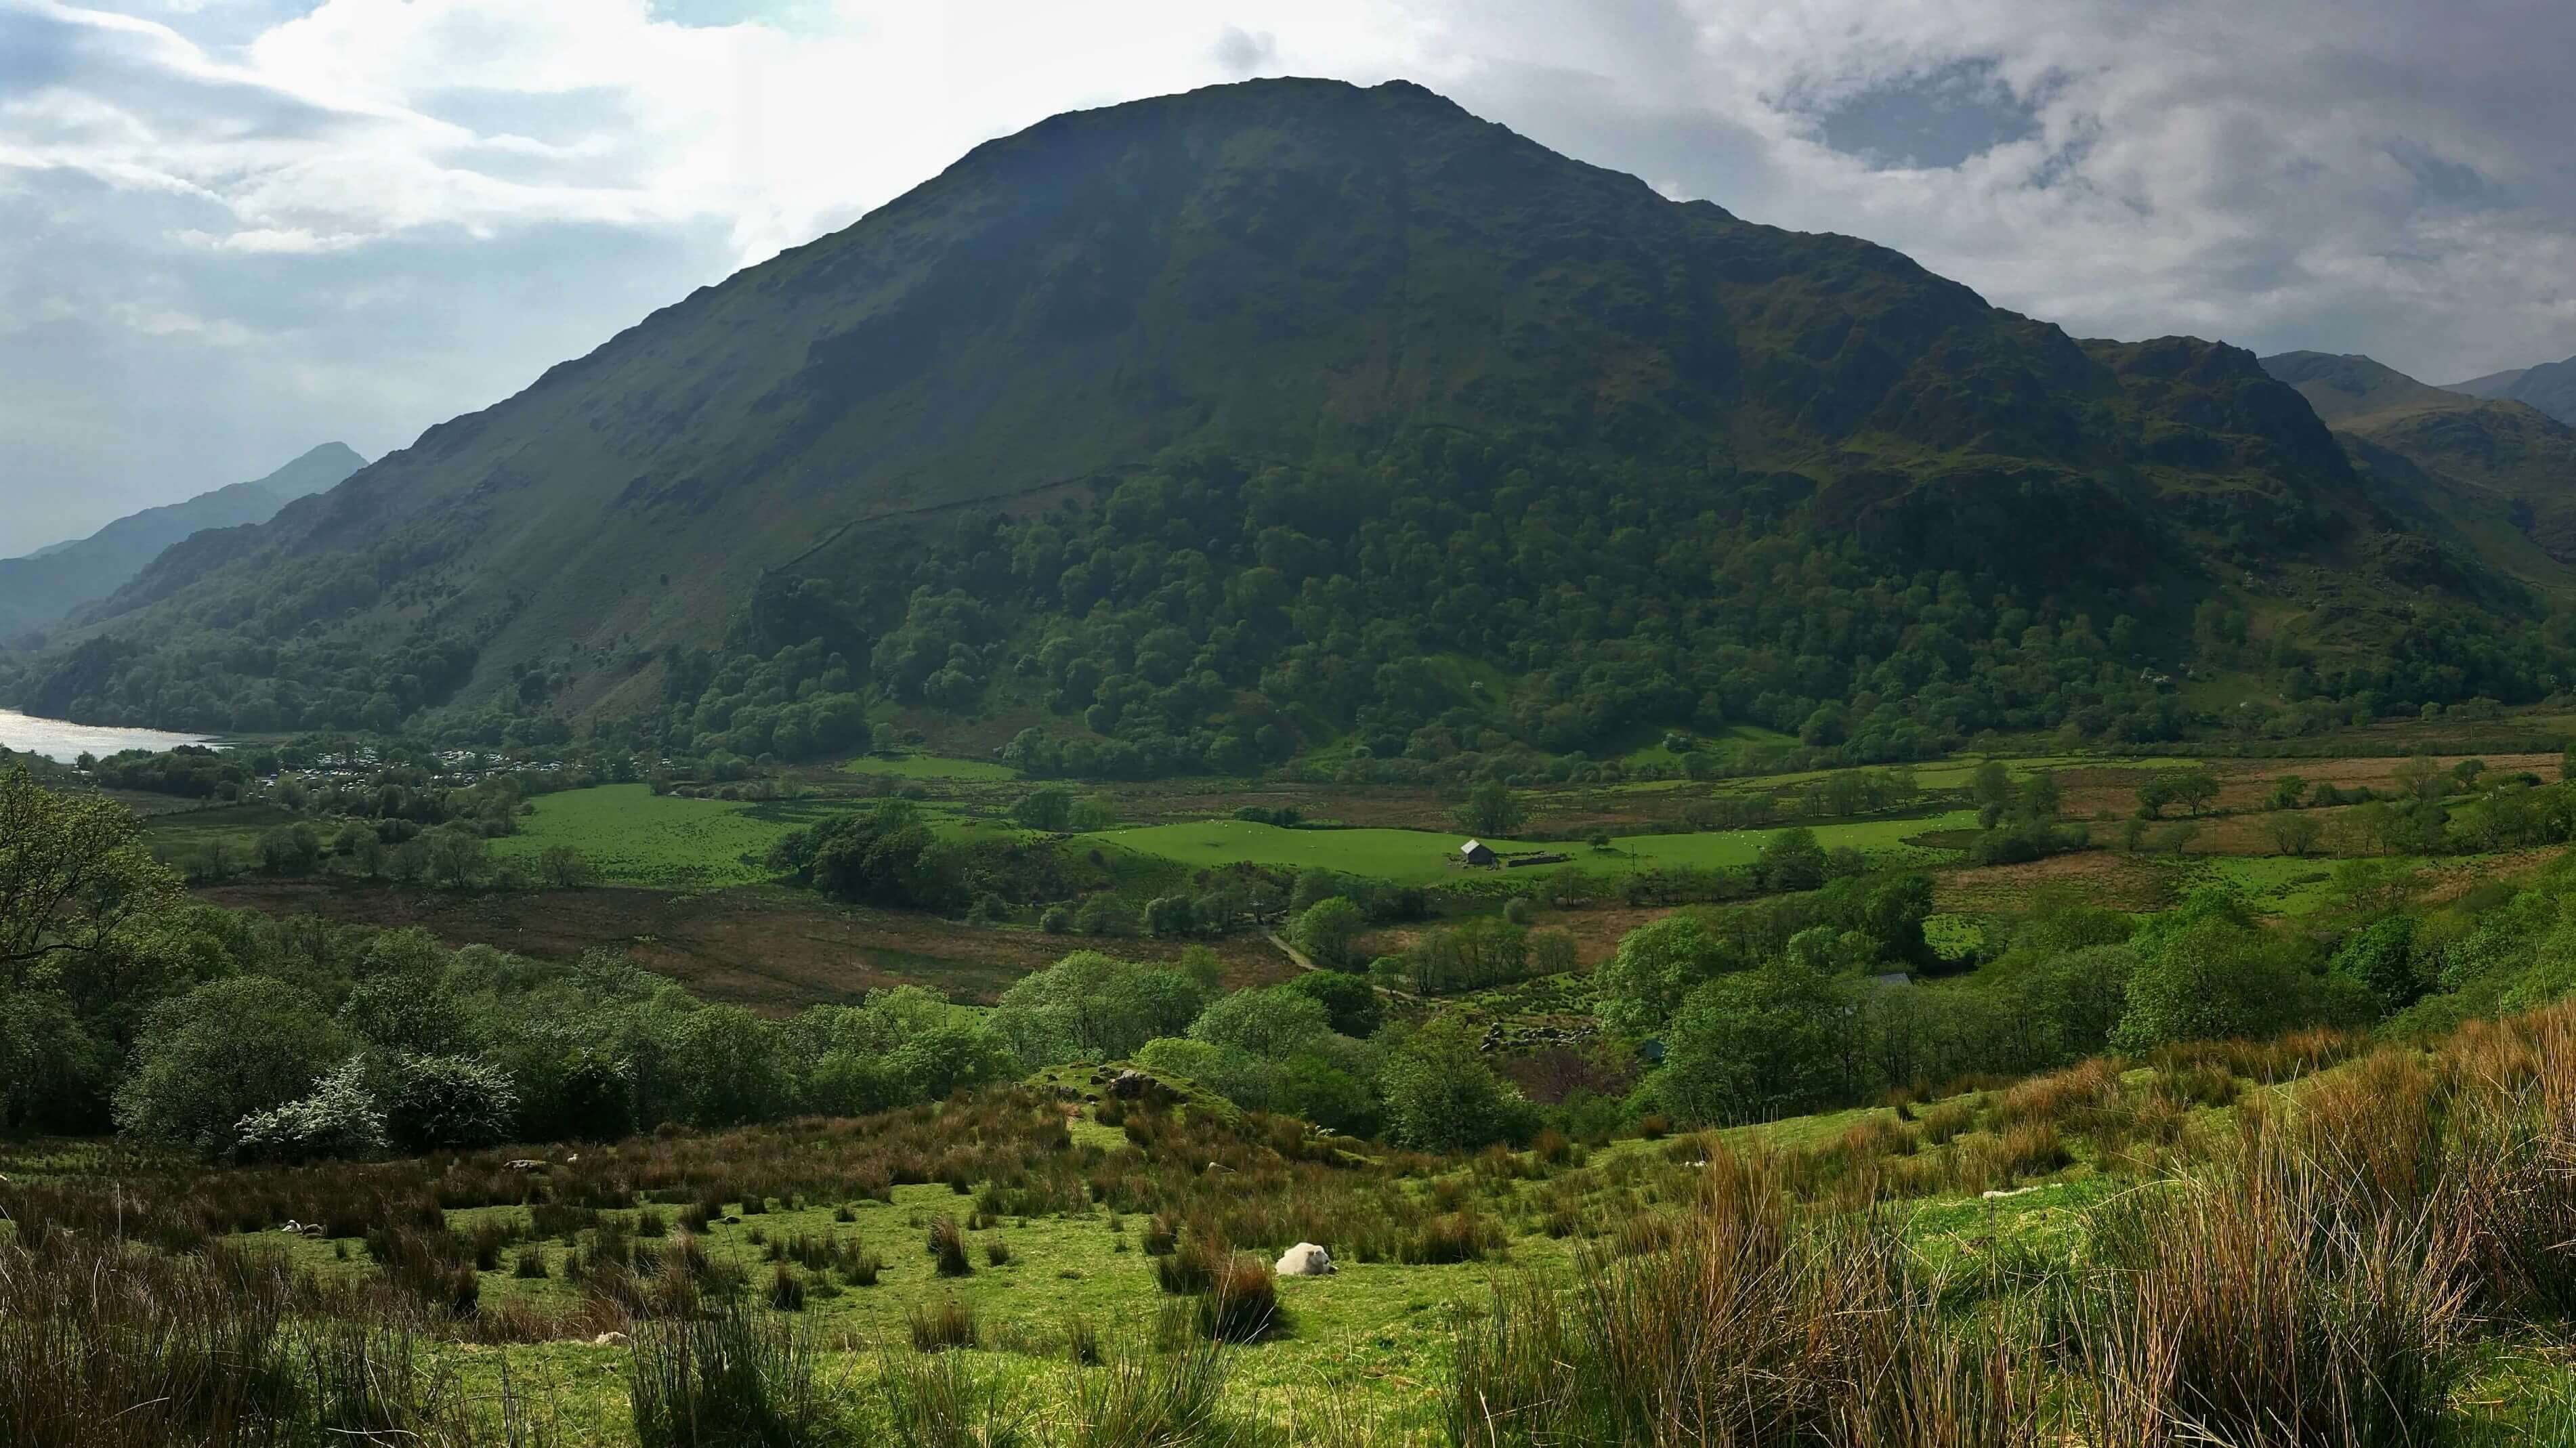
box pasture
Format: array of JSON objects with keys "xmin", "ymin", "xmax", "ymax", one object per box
[
  {"xmin": 1094, "ymin": 811, "xmax": 1978, "ymax": 885},
  {"xmin": 492, "ymin": 785, "xmax": 830, "ymax": 889}
]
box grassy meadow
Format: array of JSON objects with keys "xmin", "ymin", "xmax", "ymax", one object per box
[{"xmin": 20, "ymin": 1008, "xmax": 2576, "ymax": 1443}]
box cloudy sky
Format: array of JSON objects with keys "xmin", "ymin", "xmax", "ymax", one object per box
[{"xmin": 5, "ymin": 0, "xmax": 2575, "ymax": 555}]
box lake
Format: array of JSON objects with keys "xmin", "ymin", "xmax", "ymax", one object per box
[{"xmin": 0, "ymin": 708, "xmax": 221, "ymax": 761}]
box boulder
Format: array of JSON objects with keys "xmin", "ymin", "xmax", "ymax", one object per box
[
  {"xmin": 1275, "ymin": 1243, "xmax": 1336, "ymax": 1277},
  {"xmin": 1109, "ymin": 1069, "xmax": 1153, "ymax": 1099}
]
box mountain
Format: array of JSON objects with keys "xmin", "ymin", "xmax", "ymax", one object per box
[
  {"xmin": 0, "ymin": 444, "xmax": 364, "ymax": 642},
  {"xmin": 2260, "ymin": 351, "xmax": 2478, "ymax": 425},
  {"xmin": 2438, "ymin": 354, "xmax": 2576, "ymax": 428},
  {"xmin": 7, "ymin": 79, "xmax": 2535, "ymax": 754},
  {"xmin": 2445, "ymin": 367, "xmax": 2531, "ymax": 400},
  {"xmin": 2262, "ymin": 353, "xmax": 2576, "ymax": 584}
]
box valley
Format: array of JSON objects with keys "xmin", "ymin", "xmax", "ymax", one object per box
[{"xmin": 13, "ymin": 62, "xmax": 2576, "ymax": 1448}]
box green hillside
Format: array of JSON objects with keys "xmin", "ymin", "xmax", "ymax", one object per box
[{"xmin": 4, "ymin": 81, "xmax": 2562, "ymax": 768}]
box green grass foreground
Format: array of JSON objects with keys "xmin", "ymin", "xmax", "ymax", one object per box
[{"xmin": 18, "ymin": 1008, "xmax": 2576, "ymax": 1444}]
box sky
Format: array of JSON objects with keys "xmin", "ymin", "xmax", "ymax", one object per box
[{"xmin": 5, "ymin": 0, "xmax": 2576, "ymax": 556}]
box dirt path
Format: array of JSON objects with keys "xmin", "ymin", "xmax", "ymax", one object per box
[{"xmin": 1263, "ymin": 929, "xmax": 1317, "ymax": 972}]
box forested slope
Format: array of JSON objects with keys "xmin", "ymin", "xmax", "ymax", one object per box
[{"xmin": 5, "ymin": 81, "xmax": 2557, "ymax": 765}]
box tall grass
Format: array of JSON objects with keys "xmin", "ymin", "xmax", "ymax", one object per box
[
  {"xmin": 0, "ymin": 1233, "xmax": 450, "ymax": 1448},
  {"xmin": 1451, "ymin": 1150, "xmax": 2040, "ymax": 1447},
  {"xmin": 627, "ymin": 1290, "xmax": 841, "ymax": 1447}
]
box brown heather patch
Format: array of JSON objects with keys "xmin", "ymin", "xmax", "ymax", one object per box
[
  {"xmin": 1933, "ymin": 851, "xmax": 2171, "ymax": 913},
  {"xmin": 192, "ymin": 881, "xmax": 1294, "ymax": 1010}
]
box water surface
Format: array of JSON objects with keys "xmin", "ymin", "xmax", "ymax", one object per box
[{"xmin": 0, "ymin": 708, "xmax": 220, "ymax": 761}]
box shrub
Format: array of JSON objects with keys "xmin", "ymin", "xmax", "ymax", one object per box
[
  {"xmin": 232, "ymin": 1060, "xmax": 388, "ymax": 1164},
  {"xmin": 380, "ymin": 1055, "xmax": 520, "ymax": 1153}
]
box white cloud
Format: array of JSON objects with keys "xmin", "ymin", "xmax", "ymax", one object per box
[{"xmin": 5, "ymin": 0, "xmax": 2576, "ymax": 553}]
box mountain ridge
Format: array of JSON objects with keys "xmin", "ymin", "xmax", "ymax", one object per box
[
  {"xmin": 2261, "ymin": 352, "xmax": 2576, "ymax": 585},
  {"xmin": 1, "ymin": 78, "xmax": 2536, "ymax": 753},
  {"xmin": 0, "ymin": 443, "xmax": 364, "ymax": 643}
]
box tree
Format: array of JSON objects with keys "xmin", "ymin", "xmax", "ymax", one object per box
[
  {"xmin": 1143, "ymin": 895, "xmax": 1199, "ymax": 937},
  {"xmin": 2113, "ymin": 893, "xmax": 2367, "ymax": 1052},
  {"xmin": 2018, "ymin": 770, "xmax": 2061, "ymax": 823},
  {"xmin": 1292, "ymin": 897, "xmax": 1367, "ymax": 968},
  {"xmin": 2268, "ymin": 812, "xmax": 2323, "ymax": 858},
  {"xmin": 1285, "ymin": 971, "xmax": 1382, "ymax": 1039},
  {"xmin": 0, "ymin": 767, "xmax": 183, "ymax": 996},
  {"xmin": 424, "ymin": 827, "xmax": 490, "ymax": 889},
  {"xmin": 2174, "ymin": 769, "xmax": 2222, "ymax": 816},
  {"xmin": 1189, "ymin": 987, "xmax": 1332, "ymax": 1060},
  {"xmin": 389, "ymin": 839, "xmax": 430, "ymax": 885},
  {"xmin": 1595, "ymin": 914, "xmax": 1740, "ymax": 1034},
  {"xmin": 1970, "ymin": 761, "xmax": 2014, "ymax": 818},
  {"xmin": 2157, "ymin": 819, "xmax": 2202, "ymax": 857},
  {"xmin": 1381, "ymin": 1013, "xmax": 1527, "ymax": 1151},
  {"xmin": 1529, "ymin": 928, "xmax": 1580, "ymax": 977},
  {"xmin": 1660, "ymin": 962, "xmax": 1855, "ymax": 1125},
  {"xmin": 1012, "ymin": 786, "xmax": 1077, "ymax": 832},
  {"xmin": 114, "ymin": 977, "xmax": 352, "ymax": 1155},
  {"xmin": 2269, "ymin": 775, "xmax": 2309, "ymax": 809},
  {"xmin": 1756, "ymin": 827, "xmax": 1827, "ymax": 893},
  {"xmin": 1454, "ymin": 781, "xmax": 1528, "ymax": 838},
  {"xmin": 2329, "ymin": 917, "xmax": 2423, "ymax": 1011},
  {"xmin": 2392, "ymin": 756, "xmax": 2445, "ymax": 801},
  {"xmin": 2136, "ymin": 776, "xmax": 2177, "ymax": 819},
  {"xmin": 537, "ymin": 845, "xmax": 595, "ymax": 889}
]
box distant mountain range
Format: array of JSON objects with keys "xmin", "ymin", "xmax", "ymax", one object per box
[
  {"xmin": 2262, "ymin": 352, "xmax": 2576, "ymax": 585},
  {"xmin": 0, "ymin": 444, "xmax": 365, "ymax": 642},
  {"xmin": 2439, "ymin": 355, "xmax": 2576, "ymax": 430}
]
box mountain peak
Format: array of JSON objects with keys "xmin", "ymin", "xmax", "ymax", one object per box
[
  {"xmin": 0, "ymin": 442, "xmax": 366, "ymax": 641},
  {"xmin": 11, "ymin": 79, "xmax": 2403, "ymax": 735}
]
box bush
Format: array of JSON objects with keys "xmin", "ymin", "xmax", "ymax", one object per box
[
  {"xmin": 114, "ymin": 977, "xmax": 352, "ymax": 1156},
  {"xmin": 232, "ymin": 1059, "xmax": 388, "ymax": 1164},
  {"xmin": 381, "ymin": 1055, "xmax": 520, "ymax": 1153}
]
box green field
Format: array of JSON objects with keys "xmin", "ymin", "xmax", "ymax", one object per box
[
  {"xmin": 1095, "ymin": 811, "xmax": 1979, "ymax": 885},
  {"xmin": 493, "ymin": 786, "xmax": 830, "ymax": 889},
  {"xmin": 140, "ymin": 802, "xmax": 303, "ymax": 866}
]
